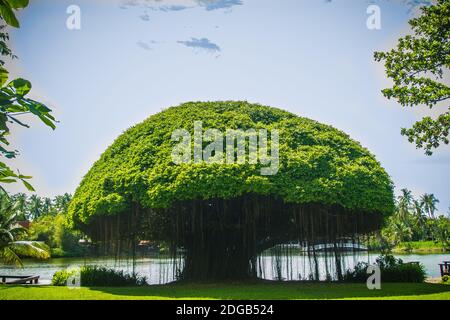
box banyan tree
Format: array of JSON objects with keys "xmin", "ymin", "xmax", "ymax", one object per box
[{"xmin": 67, "ymin": 101, "xmax": 394, "ymax": 282}]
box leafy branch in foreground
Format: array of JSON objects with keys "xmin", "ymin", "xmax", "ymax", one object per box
[
  {"xmin": 0, "ymin": 0, "xmax": 57, "ymax": 192},
  {"xmin": 374, "ymin": 0, "xmax": 450, "ymax": 155}
]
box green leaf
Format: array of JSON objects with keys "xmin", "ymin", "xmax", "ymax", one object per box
[
  {"xmin": 0, "ymin": 145, "xmax": 16, "ymax": 158},
  {"xmin": 21, "ymin": 179, "xmax": 34, "ymax": 191},
  {"xmin": 8, "ymin": 78, "xmax": 31, "ymax": 96},
  {"xmin": 13, "ymin": 98, "xmax": 56, "ymax": 129},
  {"xmin": 39, "ymin": 114, "xmax": 56, "ymax": 130},
  {"xmin": 0, "ymin": 1, "xmax": 20, "ymax": 27},
  {"xmin": 4, "ymin": 103, "xmax": 27, "ymax": 113},
  {"xmin": 22, "ymin": 99, "xmax": 52, "ymax": 113},
  {"xmin": 6, "ymin": 0, "xmax": 29, "ymax": 9},
  {"xmin": 0, "ymin": 66, "xmax": 9, "ymax": 86},
  {"xmin": 0, "ymin": 112, "xmax": 7, "ymax": 131}
]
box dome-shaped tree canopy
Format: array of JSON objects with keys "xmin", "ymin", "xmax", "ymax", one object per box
[
  {"xmin": 68, "ymin": 101, "xmax": 394, "ymax": 281},
  {"xmin": 69, "ymin": 101, "xmax": 393, "ymax": 223}
]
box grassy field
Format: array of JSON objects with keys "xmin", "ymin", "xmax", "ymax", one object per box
[
  {"xmin": 1, "ymin": 282, "xmax": 450, "ymax": 300},
  {"xmin": 392, "ymin": 241, "xmax": 449, "ymax": 253}
]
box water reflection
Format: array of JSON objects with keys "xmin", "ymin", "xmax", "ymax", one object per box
[{"xmin": 0, "ymin": 253, "xmax": 447, "ymax": 285}]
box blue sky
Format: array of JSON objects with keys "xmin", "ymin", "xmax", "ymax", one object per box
[{"xmin": 4, "ymin": 0, "xmax": 449, "ymax": 213}]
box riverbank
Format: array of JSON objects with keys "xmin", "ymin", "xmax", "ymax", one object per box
[
  {"xmin": 1, "ymin": 282, "xmax": 450, "ymax": 300},
  {"xmin": 2, "ymin": 252, "xmax": 448, "ymax": 284},
  {"xmin": 391, "ymin": 241, "xmax": 450, "ymax": 254}
]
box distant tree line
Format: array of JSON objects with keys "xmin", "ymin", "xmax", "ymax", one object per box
[
  {"xmin": 373, "ymin": 189, "xmax": 450, "ymax": 249},
  {"xmin": 2, "ymin": 188, "xmax": 448, "ymax": 259},
  {"xmin": 0, "ymin": 192, "xmax": 88, "ymax": 258},
  {"xmin": 0, "ymin": 192, "xmax": 71, "ymax": 221}
]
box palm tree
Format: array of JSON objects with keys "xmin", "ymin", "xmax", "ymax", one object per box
[
  {"xmin": 11, "ymin": 193, "xmax": 28, "ymax": 220},
  {"xmin": 27, "ymin": 195, "xmax": 43, "ymax": 220},
  {"xmin": 392, "ymin": 220, "xmax": 413, "ymax": 243},
  {"xmin": 420, "ymin": 193, "xmax": 439, "ymax": 219},
  {"xmin": 397, "ymin": 188, "xmax": 413, "ymax": 220},
  {"xmin": 0, "ymin": 197, "xmax": 50, "ymax": 266},
  {"xmin": 412, "ymin": 200, "xmax": 423, "ymax": 218},
  {"xmin": 412, "ymin": 199, "xmax": 427, "ymax": 240},
  {"xmin": 54, "ymin": 193, "xmax": 72, "ymax": 214},
  {"xmin": 42, "ymin": 197, "xmax": 53, "ymax": 216},
  {"xmin": 435, "ymin": 216, "xmax": 450, "ymax": 247}
]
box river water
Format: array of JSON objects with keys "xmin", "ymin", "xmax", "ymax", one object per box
[{"xmin": 0, "ymin": 252, "xmax": 448, "ymax": 285}]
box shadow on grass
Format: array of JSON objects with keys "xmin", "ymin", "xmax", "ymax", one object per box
[{"xmin": 87, "ymin": 280, "xmax": 450, "ymax": 300}]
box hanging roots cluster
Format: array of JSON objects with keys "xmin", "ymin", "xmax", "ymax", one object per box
[{"xmin": 82, "ymin": 195, "xmax": 382, "ymax": 282}]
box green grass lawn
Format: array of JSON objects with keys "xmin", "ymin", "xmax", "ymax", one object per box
[
  {"xmin": 392, "ymin": 241, "xmax": 449, "ymax": 253},
  {"xmin": 1, "ymin": 282, "xmax": 450, "ymax": 300}
]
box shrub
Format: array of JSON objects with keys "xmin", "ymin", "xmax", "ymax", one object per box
[
  {"xmin": 343, "ymin": 254, "xmax": 426, "ymax": 283},
  {"xmin": 80, "ymin": 266, "xmax": 147, "ymax": 286},
  {"xmin": 442, "ymin": 275, "xmax": 449, "ymax": 283},
  {"xmin": 52, "ymin": 266, "xmax": 147, "ymax": 287},
  {"xmin": 52, "ymin": 269, "xmax": 77, "ymax": 286}
]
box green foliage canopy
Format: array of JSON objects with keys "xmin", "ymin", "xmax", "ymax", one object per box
[
  {"xmin": 68, "ymin": 101, "xmax": 394, "ymax": 228},
  {"xmin": 374, "ymin": 0, "xmax": 450, "ymax": 155}
]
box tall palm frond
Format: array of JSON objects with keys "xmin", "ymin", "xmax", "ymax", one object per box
[
  {"xmin": 9, "ymin": 241, "xmax": 50, "ymax": 259},
  {"xmin": 0, "ymin": 228, "xmax": 15, "ymax": 243},
  {"xmin": 27, "ymin": 195, "xmax": 43, "ymax": 220},
  {"xmin": 0, "ymin": 246, "xmax": 22, "ymax": 266},
  {"xmin": 0, "ymin": 195, "xmax": 51, "ymax": 266},
  {"xmin": 0, "ymin": 241, "xmax": 50, "ymax": 267}
]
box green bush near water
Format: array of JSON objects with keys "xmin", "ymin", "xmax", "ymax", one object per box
[
  {"xmin": 52, "ymin": 266, "xmax": 147, "ymax": 287},
  {"xmin": 344, "ymin": 255, "xmax": 426, "ymax": 283},
  {"xmin": 52, "ymin": 269, "xmax": 77, "ymax": 286},
  {"xmin": 442, "ymin": 275, "xmax": 449, "ymax": 284}
]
